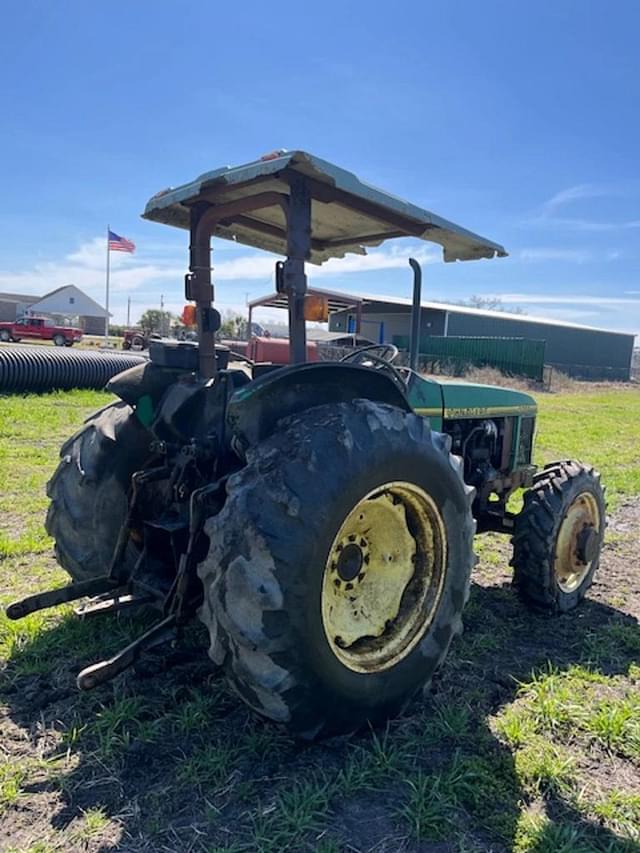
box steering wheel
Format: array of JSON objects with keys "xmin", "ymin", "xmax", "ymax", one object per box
[
  {"xmin": 340, "ymin": 344, "xmax": 407, "ymax": 392},
  {"xmin": 340, "ymin": 343, "xmax": 399, "ymax": 367}
]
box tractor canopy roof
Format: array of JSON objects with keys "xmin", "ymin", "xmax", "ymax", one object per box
[{"xmin": 142, "ymin": 150, "xmax": 507, "ymax": 265}]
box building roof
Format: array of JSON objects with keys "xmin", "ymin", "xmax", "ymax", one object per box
[
  {"xmin": 142, "ymin": 150, "xmax": 507, "ymax": 265},
  {"xmin": 0, "ymin": 292, "xmax": 40, "ymax": 303},
  {"xmin": 30, "ymin": 285, "xmax": 109, "ymax": 318},
  {"xmin": 338, "ymin": 290, "xmax": 635, "ymax": 337},
  {"xmin": 0, "ymin": 286, "xmax": 109, "ymax": 318},
  {"xmin": 252, "ymin": 285, "xmax": 633, "ymax": 338},
  {"xmin": 249, "ymin": 286, "xmax": 362, "ymax": 313}
]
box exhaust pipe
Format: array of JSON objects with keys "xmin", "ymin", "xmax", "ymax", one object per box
[{"xmin": 408, "ymin": 258, "xmax": 422, "ymax": 372}]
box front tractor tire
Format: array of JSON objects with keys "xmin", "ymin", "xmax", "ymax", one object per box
[
  {"xmin": 45, "ymin": 401, "xmax": 152, "ymax": 583},
  {"xmin": 198, "ymin": 400, "xmax": 476, "ymax": 738},
  {"xmin": 511, "ymin": 461, "xmax": 606, "ymax": 613}
]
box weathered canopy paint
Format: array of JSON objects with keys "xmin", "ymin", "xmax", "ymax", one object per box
[{"xmin": 142, "ymin": 150, "xmax": 507, "ymax": 265}]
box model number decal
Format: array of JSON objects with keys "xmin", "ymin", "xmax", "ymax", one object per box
[{"xmin": 444, "ymin": 405, "xmax": 538, "ymax": 418}]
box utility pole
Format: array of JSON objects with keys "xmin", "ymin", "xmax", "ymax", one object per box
[{"xmin": 160, "ymin": 294, "xmax": 165, "ymax": 336}]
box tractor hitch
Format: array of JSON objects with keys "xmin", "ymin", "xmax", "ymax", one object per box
[
  {"xmin": 76, "ymin": 612, "xmax": 178, "ymax": 690},
  {"xmin": 6, "ymin": 576, "xmax": 125, "ymax": 621},
  {"xmin": 6, "ymin": 465, "xmax": 229, "ymax": 691},
  {"xmin": 73, "ymin": 591, "xmax": 154, "ymax": 618}
]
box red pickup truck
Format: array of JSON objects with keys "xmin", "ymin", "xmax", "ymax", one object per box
[{"xmin": 0, "ymin": 316, "xmax": 83, "ymax": 347}]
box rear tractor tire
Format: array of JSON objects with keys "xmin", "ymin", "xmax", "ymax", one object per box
[
  {"xmin": 511, "ymin": 461, "xmax": 606, "ymax": 613},
  {"xmin": 45, "ymin": 401, "xmax": 152, "ymax": 583},
  {"xmin": 198, "ymin": 400, "xmax": 476, "ymax": 738}
]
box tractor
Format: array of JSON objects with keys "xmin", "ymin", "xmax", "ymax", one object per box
[{"xmin": 7, "ymin": 151, "xmax": 606, "ymax": 738}]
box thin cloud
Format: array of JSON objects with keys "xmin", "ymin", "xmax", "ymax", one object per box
[
  {"xmin": 518, "ymin": 247, "xmax": 625, "ymax": 263},
  {"xmin": 541, "ymin": 184, "xmax": 604, "ymax": 214},
  {"xmin": 518, "ymin": 248, "xmax": 592, "ymax": 263},
  {"xmin": 211, "ymin": 244, "xmax": 438, "ymax": 281},
  {"xmin": 488, "ymin": 293, "xmax": 640, "ymax": 306},
  {"xmin": 528, "ymin": 183, "xmax": 640, "ymax": 231},
  {"xmin": 0, "ymin": 237, "xmax": 438, "ymax": 321},
  {"xmin": 532, "ymin": 216, "xmax": 640, "ymax": 232}
]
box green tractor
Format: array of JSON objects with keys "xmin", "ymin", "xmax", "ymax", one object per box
[{"xmin": 7, "ymin": 151, "xmax": 605, "ymax": 738}]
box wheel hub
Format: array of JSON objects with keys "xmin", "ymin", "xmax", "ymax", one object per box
[
  {"xmin": 335, "ymin": 541, "xmax": 365, "ymax": 582},
  {"xmin": 576, "ymin": 525, "xmax": 598, "ymax": 565},
  {"xmin": 321, "ymin": 481, "xmax": 447, "ymax": 673},
  {"xmin": 554, "ymin": 491, "xmax": 602, "ymax": 593}
]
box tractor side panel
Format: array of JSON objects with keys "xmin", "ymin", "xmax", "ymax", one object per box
[{"xmin": 405, "ymin": 374, "xmax": 444, "ymax": 430}]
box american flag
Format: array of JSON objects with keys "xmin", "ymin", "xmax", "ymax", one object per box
[{"xmin": 108, "ymin": 230, "xmax": 136, "ymax": 253}]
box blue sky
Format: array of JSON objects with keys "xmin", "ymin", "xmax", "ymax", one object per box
[{"xmin": 1, "ymin": 1, "xmax": 639, "ymax": 337}]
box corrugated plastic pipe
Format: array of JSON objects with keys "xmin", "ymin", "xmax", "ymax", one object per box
[{"xmin": 0, "ymin": 345, "xmax": 146, "ymax": 392}]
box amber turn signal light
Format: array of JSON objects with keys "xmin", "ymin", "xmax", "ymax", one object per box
[{"xmin": 303, "ymin": 294, "xmax": 329, "ymax": 323}]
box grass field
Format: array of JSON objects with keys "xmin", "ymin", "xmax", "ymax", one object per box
[{"xmin": 0, "ymin": 387, "xmax": 639, "ymax": 852}]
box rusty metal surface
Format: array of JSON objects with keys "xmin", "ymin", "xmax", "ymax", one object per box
[{"xmin": 142, "ymin": 150, "xmax": 507, "ymax": 265}]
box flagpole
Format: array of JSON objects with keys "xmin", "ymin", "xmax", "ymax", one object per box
[{"xmin": 104, "ymin": 225, "xmax": 110, "ymax": 346}]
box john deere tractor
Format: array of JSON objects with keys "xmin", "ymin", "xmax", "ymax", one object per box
[{"xmin": 8, "ymin": 151, "xmax": 605, "ymax": 738}]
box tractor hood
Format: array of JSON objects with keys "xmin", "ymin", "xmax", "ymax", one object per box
[
  {"xmin": 437, "ymin": 380, "xmax": 537, "ymax": 420},
  {"xmin": 406, "ymin": 373, "xmax": 537, "ymax": 422},
  {"xmin": 142, "ymin": 150, "xmax": 507, "ymax": 265}
]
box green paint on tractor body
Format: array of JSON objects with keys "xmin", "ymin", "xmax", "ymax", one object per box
[{"xmin": 406, "ymin": 372, "xmax": 537, "ymax": 468}]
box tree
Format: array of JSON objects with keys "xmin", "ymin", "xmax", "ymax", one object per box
[
  {"xmin": 218, "ymin": 312, "xmax": 248, "ymax": 340},
  {"xmin": 138, "ymin": 309, "xmax": 177, "ymax": 334},
  {"xmin": 458, "ymin": 296, "xmax": 525, "ymax": 314}
]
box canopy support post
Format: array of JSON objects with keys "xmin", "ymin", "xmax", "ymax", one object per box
[
  {"xmin": 188, "ymin": 203, "xmax": 218, "ymax": 379},
  {"xmin": 284, "ymin": 175, "xmax": 311, "ymax": 364}
]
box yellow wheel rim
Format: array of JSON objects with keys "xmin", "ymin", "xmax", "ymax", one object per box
[
  {"xmin": 321, "ymin": 481, "xmax": 447, "ymax": 673},
  {"xmin": 554, "ymin": 491, "xmax": 601, "ymax": 593}
]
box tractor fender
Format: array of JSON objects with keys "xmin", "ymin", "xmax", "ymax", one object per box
[
  {"xmin": 226, "ymin": 361, "xmax": 410, "ymax": 451},
  {"xmin": 107, "ymin": 361, "xmax": 185, "ymax": 409}
]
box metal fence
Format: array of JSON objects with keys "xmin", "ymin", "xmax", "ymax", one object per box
[{"xmin": 392, "ymin": 335, "xmax": 546, "ymax": 381}]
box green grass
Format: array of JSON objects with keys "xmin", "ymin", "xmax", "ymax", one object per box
[
  {"xmin": 177, "ymin": 738, "xmax": 243, "ymax": 788},
  {"xmin": 0, "ymin": 390, "xmax": 110, "ymax": 559},
  {"xmin": 69, "ymin": 807, "xmax": 111, "ymax": 844},
  {"xmin": 494, "ymin": 664, "xmax": 640, "ymax": 762},
  {"xmin": 534, "ymin": 389, "xmax": 640, "ymax": 510},
  {"xmin": 0, "ymin": 386, "xmax": 639, "ymax": 851}
]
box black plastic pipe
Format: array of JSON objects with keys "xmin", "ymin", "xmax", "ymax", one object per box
[
  {"xmin": 408, "ymin": 258, "xmax": 422, "ymax": 372},
  {"xmin": 0, "ymin": 345, "xmax": 146, "ymax": 393}
]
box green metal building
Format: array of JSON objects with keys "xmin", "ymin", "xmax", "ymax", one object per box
[{"xmin": 327, "ymin": 292, "xmax": 635, "ymax": 381}]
